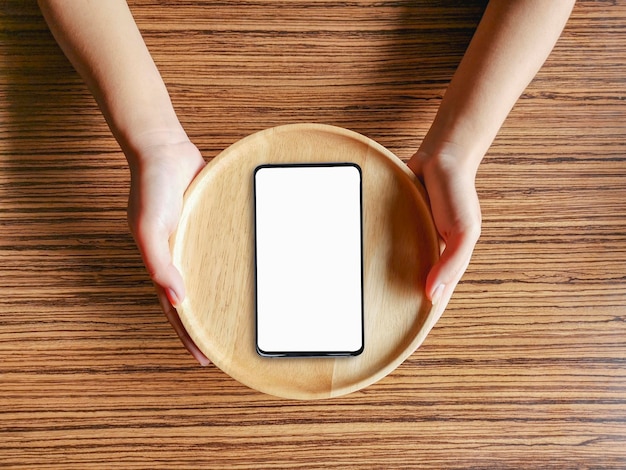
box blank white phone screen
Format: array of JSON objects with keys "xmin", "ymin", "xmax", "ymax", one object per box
[{"xmin": 254, "ymin": 164, "xmax": 363, "ymax": 356}]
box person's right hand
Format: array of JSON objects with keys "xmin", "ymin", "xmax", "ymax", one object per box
[
  {"xmin": 407, "ymin": 145, "xmax": 482, "ymax": 314},
  {"xmin": 126, "ymin": 131, "xmax": 210, "ymax": 366}
]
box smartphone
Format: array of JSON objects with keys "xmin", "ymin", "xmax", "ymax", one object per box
[{"xmin": 253, "ymin": 163, "xmax": 364, "ymax": 357}]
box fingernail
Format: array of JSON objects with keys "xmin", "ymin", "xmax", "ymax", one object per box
[
  {"xmin": 197, "ymin": 355, "xmax": 211, "ymax": 367},
  {"xmin": 431, "ymin": 284, "xmax": 445, "ymax": 305},
  {"xmin": 166, "ymin": 288, "xmax": 180, "ymax": 307}
]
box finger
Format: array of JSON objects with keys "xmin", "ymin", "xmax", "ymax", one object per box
[
  {"xmin": 406, "ymin": 151, "xmax": 424, "ymax": 178},
  {"xmin": 133, "ymin": 216, "xmax": 186, "ymax": 304},
  {"xmin": 155, "ymin": 285, "xmax": 211, "ymax": 366},
  {"xmin": 426, "ymin": 225, "xmax": 480, "ymax": 305}
]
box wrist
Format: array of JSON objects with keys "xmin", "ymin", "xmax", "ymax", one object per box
[
  {"xmin": 109, "ymin": 98, "xmax": 191, "ymax": 166},
  {"xmin": 419, "ymin": 108, "xmax": 491, "ymax": 172},
  {"xmin": 108, "ymin": 97, "xmax": 187, "ymax": 155},
  {"xmin": 410, "ymin": 135, "xmax": 482, "ymax": 183},
  {"xmin": 123, "ymin": 126, "xmax": 200, "ymax": 173}
]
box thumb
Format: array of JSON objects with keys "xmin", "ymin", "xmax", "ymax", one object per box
[
  {"xmin": 132, "ymin": 216, "xmax": 185, "ymax": 306},
  {"xmin": 426, "ymin": 225, "xmax": 480, "ymax": 306}
]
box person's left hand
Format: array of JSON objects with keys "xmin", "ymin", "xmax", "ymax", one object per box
[{"xmin": 407, "ymin": 145, "xmax": 482, "ymax": 314}]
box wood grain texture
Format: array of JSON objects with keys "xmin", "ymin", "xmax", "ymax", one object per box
[
  {"xmin": 171, "ymin": 124, "xmax": 440, "ymax": 399},
  {"xmin": 1, "ymin": 0, "xmax": 625, "ymax": 468}
]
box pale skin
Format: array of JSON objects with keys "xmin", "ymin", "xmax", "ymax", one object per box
[{"xmin": 38, "ymin": 0, "xmax": 575, "ymax": 365}]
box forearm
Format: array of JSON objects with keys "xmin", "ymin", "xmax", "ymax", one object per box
[
  {"xmin": 38, "ymin": 0, "xmax": 185, "ymax": 160},
  {"xmin": 417, "ymin": 0, "xmax": 575, "ymax": 172}
]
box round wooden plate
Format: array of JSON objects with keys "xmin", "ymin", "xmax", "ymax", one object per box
[{"xmin": 171, "ymin": 123, "xmax": 442, "ymax": 400}]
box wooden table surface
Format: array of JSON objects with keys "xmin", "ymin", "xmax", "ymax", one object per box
[{"xmin": 1, "ymin": 1, "xmax": 625, "ymax": 468}]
